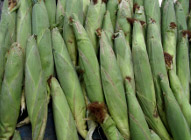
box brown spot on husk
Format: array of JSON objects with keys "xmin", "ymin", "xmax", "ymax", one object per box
[
  {"xmin": 47, "ymin": 76, "xmax": 53, "ymax": 87},
  {"xmin": 96, "ymin": 28, "xmax": 102, "ymax": 37},
  {"xmin": 8, "ymin": 0, "xmax": 17, "ymax": 11},
  {"xmin": 153, "ymin": 107, "xmax": 159, "ymax": 118},
  {"xmin": 170, "ymin": 22, "xmax": 177, "ymax": 29},
  {"xmin": 93, "ymin": 0, "xmax": 98, "ymax": 4},
  {"xmin": 127, "ymin": 18, "xmax": 146, "ymax": 26},
  {"xmin": 88, "ymin": 102, "xmax": 107, "ymax": 124},
  {"xmin": 150, "ymin": 18, "xmax": 156, "ymax": 23},
  {"xmin": 164, "ymin": 52, "xmax": 173, "ymax": 69},
  {"xmin": 125, "ymin": 76, "xmax": 132, "ymax": 82},
  {"xmin": 69, "ymin": 17, "xmax": 73, "ymax": 23},
  {"xmin": 182, "ymin": 30, "xmax": 191, "ymax": 39},
  {"xmin": 133, "ymin": 3, "xmax": 140, "ymax": 13},
  {"xmin": 102, "ymin": 0, "xmax": 107, "ymax": 3}
]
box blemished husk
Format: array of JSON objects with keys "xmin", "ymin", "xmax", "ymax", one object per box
[
  {"xmin": 88, "ymin": 102, "xmax": 124, "ymax": 140},
  {"xmin": 124, "ymin": 78, "xmax": 152, "ymax": 140},
  {"xmin": 63, "ymin": 0, "xmax": 83, "ymax": 66},
  {"xmin": 71, "ymin": 14, "xmax": 104, "ymax": 103},
  {"xmin": 144, "ymin": 0, "xmax": 161, "ymax": 34},
  {"xmin": 102, "ymin": 11, "xmax": 114, "ymax": 49},
  {"xmin": 159, "ymin": 74, "xmax": 191, "ymax": 140},
  {"xmin": 0, "ymin": 44, "xmax": 24, "ymax": 139},
  {"xmin": 50, "ymin": 77, "xmax": 79, "ymax": 140},
  {"xmin": 52, "ymin": 28, "xmax": 87, "ymax": 138},
  {"xmin": 44, "ymin": 0, "xmax": 56, "ymax": 26},
  {"xmin": 146, "ymin": 19, "xmax": 169, "ymax": 129},
  {"xmin": 85, "ymin": 0, "xmax": 106, "ymax": 54},
  {"xmin": 56, "ymin": 0, "xmax": 66, "ymax": 23},
  {"xmin": 25, "ymin": 36, "xmax": 48, "ymax": 140},
  {"xmin": 37, "ymin": 28, "xmax": 54, "ymax": 81},
  {"xmin": 32, "ymin": 0, "xmax": 50, "ymax": 35},
  {"xmin": 176, "ymin": 32, "xmax": 190, "ymax": 101},
  {"xmin": 12, "ymin": 130, "xmax": 22, "ymax": 140},
  {"xmin": 114, "ymin": 30, "xmax": 135, "ymax": 92},
  {"xmin": 99, "ymin": 30, "xmax": 130, "ymax": 139},
  {"xmin": 116, "ymin": 0, "xmax": 132, "ymax": 45},
  {"xmin": 132, "ymin": 21, "xmax": 171, "ymax": 140},
  {"xmin": 16, "ymin": 0, "xmax": 32, "ymax": 51},
  {"xmin": 167, "ymin": 60, "xmax": 191, "ymax": 129}
]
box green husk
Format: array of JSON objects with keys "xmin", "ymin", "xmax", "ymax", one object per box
[
  {"xmin": 178, "ymin": 0, "xmax": 189, "ymax": 17},
  {"xmin": 150, "ymin": 130, "xmax": 161, "ymax": 140},
  {"xmin": 102, "ymin": 11, "xmax": 114, "ymax": 49},
  {"xmin": 12, "ymin": 130, "xmax": 22, "ymax": 140},
  {"xmin": 107, "ymin": 0, "xmax": 119, "ymax": 29},
  {"xmin": 0, "ymin": 19, "xmax": 8, "ymax": 93},
  {"xmin": 45, "ymin": 0, "xmax": 56, "ymax": 26},
  {"xmin": 114, "ymin": 30, "xmax": 135, "ymax": 92},
  {"xmin": 124, "ymin": 78, "xmax": 152, "ymax": 140},
  {"xmin": 37, "ymin": 28, "xmax": 54, "ymax": 81},
  {"xmin": 50, "ymin": 77, "xmax": 79, "ymax": 140},
  {"xmin": 133, "ymin": 5, "xmax": 146, "ymax": 38},
  {"xmin": 175, "ymin": 1, "xmax": 187, "ymax": 41},
  {"xmin": 116, "ymin": 0, "xmax": 132, "ymax": 45},
  {"xmin": 88, "ymin": 102, "xmax": 124, "ymax": 140},
  {"xmin": 144, "ymin": 0, "xmax": 161, "ymax": 33},
  {"xmin": 85, "ymin": 0, "xmax": 106, "ymax": 54},
  {"xmin": 25, "ymin": 36, "xmax": 48, "ymax": 140},
  {"xmin": 176, "ymin": 32, "xmax": 190, "ymax": 101},
  {"xmin": 159, "ymin": 74, "xmax": 191, "ymax": 140},
  {"xmin": 52, "ymin": 28, "xmax": 87, "ymax": 138},
  {"xmin": 71, "ymin": 14, "xmax": 104, "ymax": 103},
  {"xmin": 147, "ymin": 19, "xmax": 168, "ymax": 128},
  {"xmin": 168, "ymin": 68, "xmax": 191, "ymax": 129},
  {"xmin": 16, "ymin": 0, "xmax": 32, "ymax": 51},
  {"xmin": 82, "ymin": 0, "xmax": 90, "ymax": 24},
  {"xmin": 56, "ymin": 0, "xmax": 66, "ymax": 23},
  {"xmin": 63, "ymin": 0, "xmax": 83, "ymax": 66},
  {"xmin": 100, "ymin": 30, "xmax": 129, "ymax": 139},
  {"xmin": 32, "ymin": 0, "xmax": 50, "ymax": 35},
  {"xmin": 132, "ymin": 21, "xmax": 170, "ymax": 140},
  {"xmin": 0, "ymin": 44, "xmax": 24, "ymax": 139},
  {"xmin": 188, "ymin": 11, "xmax": 191, "ymax": 30}
]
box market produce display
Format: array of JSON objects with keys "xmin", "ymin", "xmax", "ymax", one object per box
[{"xmin": 1, "ymin": 0, "xmax": 191, "ymax": 140}]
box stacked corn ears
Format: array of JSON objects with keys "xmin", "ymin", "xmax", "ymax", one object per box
[{"xmin": 1, "ymin": 0, "xmax": 191, "ymax": 140}]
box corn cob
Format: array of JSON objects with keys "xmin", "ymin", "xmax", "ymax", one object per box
[
  {"xmin": 71, "ymin": 14, "xmax": 104, "ymax": 103},
  {"xmin": 25, "ymin": 36, "xmax": 48, "ymax": 140},
  {"xmin": 0, "ymin": 44, "xmax": 24, "ymax": 139},
  {"xmin": 88, "ymin": 102, "xmax": 124, "ymax": 140},
  {"xmin": 114, "ymin": 30, "xmax": 135, "ymax": 91},
  {"xmin": 12, "ymin": 130, "xmax": 21, "ymax": 140},
  {"xmin": 37, "ymin": 28, "xmax": 54, "ymax": 81},
  {"xmin": 144, "ymin": 0, "xmax": 161, "ymax": 34},
  {"xmin": 16, "ymin": 0, "xmax": 32, "ymax": 51},
  {"xmin": 116, "ymin": 0, "xmax": 132, "ymax": 45},
  {"xmin": 99, "ymin": 30, "xmax": 129, "ymax": 139},
  {"xmin": 150, "ymin": 130, "xmax": 161, "ymax": 140},
  {"xmin": 133, "ymin": 4, "xmax": 146, "ymax": 38},
  {"xmin": 32, "ymin": 0, "xmax": 50, "ymax": 35},
  {"xmin": 176, "ymin": 31, "xmax": 190, "ymax": 101},
  {"xmin": 44, "ymin": 0, "xmax": 56, "ymax": 26},
  {"xmin": 161, "ymin": 0, "xmax": 177, "ymax": 72},
  {"xmin": 147, "ymin": 19, "xmax": 169, "ymax": 128},
  {"xmin": 56, "ymin": 0, "xmax": 66, "ymax": 23},
  {"xmin": 83, "ymin": 0, "xmax": 90, "ymax": 24},
  {"xmin": 63, "ymin": 0, "xmax": 83, "ymax": 66},
  {"xmin": 52, "ymin": 28, "xmax": 87, "ymax": 138},
  {"xmin": 0, "ymin": 20, "xmax": 8, "ymax": 93},
  {"xmin": 132, "ymin": 21, "xmax": 171, "ymax": 140},
  {"xmin": 159, "ymin": 74, "xmax": 191, "ymax": 140},
  {"xmin": 168, "ymin": 64, "xmax": 191, "ymax": 129},
  {"xmin": 124, "ymin": 78, "xmax": 152, "ymax": 140},
  {"xmin": 178, "ymin": 0, "xmax": 189, "ymax": 17},
  {"xmin": 50, "ymin": 77, "xmax": 79, "ymax": 140},
  {"xmin": 107, "ymin": 0, "xmax": 119, "ymax": 29},
  {"xmin": 85, "ymin": 0, "xmax": 106, "ymax": 54},
  {"xmin": 175, "ymin": 1, "xmax": 187, "ymax": 41},
  {"xmin": 102, "ymin": 11, "xmax": 114, "ymax": 49}
]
